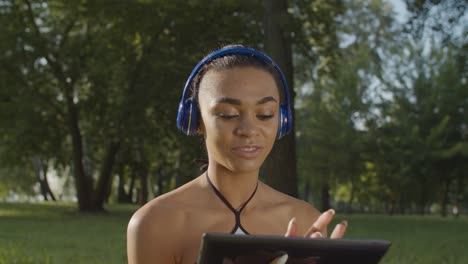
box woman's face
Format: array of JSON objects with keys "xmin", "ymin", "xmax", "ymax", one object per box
[{"xmin": 198, "ymin": 66, "xmax": 280, "ymax": 173}]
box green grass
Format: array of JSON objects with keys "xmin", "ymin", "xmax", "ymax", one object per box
[
  {"xmin": 0, "ymin": 202, "xmax": 467, "ymax": 263},
  {"xmin": 332, "ymin": 214, "xmax": 468, "ymax": 264},
  {"xmin": 0, "ymin": 202, "xmax": 138, "ymax": 264}
]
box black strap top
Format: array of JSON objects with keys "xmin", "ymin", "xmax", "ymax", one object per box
[{"xmin": 206, "ymin": 172, "xmax": 258, "ymax": 235}]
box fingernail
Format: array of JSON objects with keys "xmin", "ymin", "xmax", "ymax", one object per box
[
  {"xmin": 328, "ymin": 209, "xmax": 335, "ymax": 215},
  {"xmin": 341, "ymin": 220, "xmax": 348, "ymax": 227},
  {"xmin": 287, "ymin": 217, "xmax": 296, "ymax": 229},
  {"xmin": 271, "ymin": 254, "xmax": 289, "ymax": 264},
  {"xmin": 222, "ymin": 257, "xmax": 232, "ymax": 264},
  {"xmin": 277, "ymin": 254, "xmax": 288, "ymax": 264},
  {"xmin": 315, "ymin": 231, "xmax": 323, "ymax": 237}
]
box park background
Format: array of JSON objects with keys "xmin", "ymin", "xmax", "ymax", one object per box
[{"xmin": 0, "ymin": 0, "xmax": 466, "ymax": 263}]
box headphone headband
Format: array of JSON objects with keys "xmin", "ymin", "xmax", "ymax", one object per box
[{"xmin": 177, "ymin": 46, "xmax": 292, "ymax": 138}]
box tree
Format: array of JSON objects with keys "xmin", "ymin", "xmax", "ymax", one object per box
[
  {"xmin": 0, "ymin": 0, "xmax": 266, "ymax": 211},
  {"xmin": 261, "ymin": 0, "xmax": 349, "ymax": 199},
  {"xmin": 374, "ymin": 40, "xmax": 468, "ymax": 215},
  {"xmin": 405, "ymin": 0, "xmax": 466, "ymax": 46},
  {"xmin": 296, "ymin": 0, "xmax": 397, "ymax": 211},
  {"xmin": 262, "ymin": 0, "xmax": 298, "ymax": 197}
]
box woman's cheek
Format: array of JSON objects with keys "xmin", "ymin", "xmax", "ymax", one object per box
[{"xmin": 266, "ymin": 119, "xmax": 279, "ymax": 135}]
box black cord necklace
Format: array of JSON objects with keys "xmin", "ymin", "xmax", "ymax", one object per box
[{"xmin": 205, "ymin": 172, "xmax": 258, "ymax": 234}]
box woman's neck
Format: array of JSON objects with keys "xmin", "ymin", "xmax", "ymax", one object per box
[{"xmin": 205, "ymin": 165, "xmax": 259, "ymax": 210}]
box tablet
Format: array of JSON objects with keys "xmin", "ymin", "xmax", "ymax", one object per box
[{"xmin": 198, "ymin": 233, "xmax": 391, "ymax": 264}]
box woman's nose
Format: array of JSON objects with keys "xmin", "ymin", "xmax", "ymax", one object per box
[{"xmin": 234, "ymin": 115, "xmax": 259, "ymax": 137}]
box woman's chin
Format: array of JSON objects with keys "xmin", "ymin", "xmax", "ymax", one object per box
[{"xmin": 226, "ymin": 160, "xmax": 265, "ymax": 174}]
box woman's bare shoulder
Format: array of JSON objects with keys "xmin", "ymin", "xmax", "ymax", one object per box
[
  {"xmin": 128, "ymin": 176, "xmax": 205, "ymax": 230},
  {"xmin": 129, "ymin": 193, "xmax": 184, "ymax": 230},
  {"xmin": 260, "ymin": 182, "xmax": 321, "ymax": 227},
  {"xmin": 290, "ymin": 197, "xmax": 321, "ymax": 223}
]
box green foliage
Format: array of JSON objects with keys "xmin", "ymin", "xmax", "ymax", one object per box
[
  {"xmin": 296, "ymin": 0, "xmax": 398, "ymax": 209},
  {"xmin": 291, "ymin": 0, "xmax": 344, "ymax": 82},
  {"xmin": 0, "ymin": 166, "xmax": 36, "ymax": 197},
  {"xmin": 296, "ymin": 0, "xmax": 467, "ymax": 214},
  {"xmin": 0, "ymin": 0, "xmax": 466, "ymax": 214},
  {"xmin": 370, "ymin": 42, "xmax": 468, "ymax": 213},
  {"xmin": 0, "ymin": 0, "xmax": 266, "ymax": 204},
  {"xmin": 405, "ymin": 0, "xmax": 466, "ymax": 46}
]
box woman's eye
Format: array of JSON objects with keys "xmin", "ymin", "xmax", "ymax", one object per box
[
  {"xmin": 217, "ymin": 113, "xmax": 239, "ymax": 119},
  {"xmin": 257, "ymin": 114, "xmax": 274, "ymax": 120}
]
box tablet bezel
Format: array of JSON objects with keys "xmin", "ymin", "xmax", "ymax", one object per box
[{"xmin": 198, "ymin": 233, "xmax": 391, "ymax": 264}]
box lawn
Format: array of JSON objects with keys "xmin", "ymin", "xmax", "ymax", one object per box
[
  {"xmin": 0, "ymin": 202, "xmax": 467, "ymax": 263},
  {"xmin": 334, "ymin": 214, "xmax": 468, "ymax": 264},
  {"xmin": 0, "ymin": 202, "xmax": 136, "ymax": 264}
]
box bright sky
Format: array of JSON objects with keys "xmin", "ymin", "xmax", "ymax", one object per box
[{"xmin": 388, "ymin": 0, "xmax": 410, "ymax": 24}]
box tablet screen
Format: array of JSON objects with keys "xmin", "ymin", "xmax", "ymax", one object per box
[{"xmin": 198, "ymin": 233, "xmax": 391, "ymax": 264}]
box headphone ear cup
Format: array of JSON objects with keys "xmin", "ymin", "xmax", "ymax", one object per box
[
  {"xmin": 277, "ymin": 104, "xmax": 292, "ymax": 139},
  {"xmin": 177, "ymin": 97, "xmax": 199, "ymax": 135}
]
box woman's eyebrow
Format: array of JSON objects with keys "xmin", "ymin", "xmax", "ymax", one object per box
[
  {"xmin": 256, "ymin": 96, "xmax": 277, "ymax": 105},
  {"xmin": 216, "ymin": 97, "xmax": 241, "ymax": 105},
  {"xmin": 215, "ymin": 96, "xmax": 277, "ymax": 105}
]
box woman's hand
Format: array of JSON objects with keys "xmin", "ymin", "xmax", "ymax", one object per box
[
  {"xmin": 284, "ymin": 209, "xmax": 347, "ymax": 239},
  {"xmin": 222, "ymin": 210, "xmax": 346, "ymax": 264}
]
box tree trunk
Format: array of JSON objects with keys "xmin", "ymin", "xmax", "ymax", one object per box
[
  {"xmin": 31, "ymin": 157, "xmax": 49, "ymax": 201},
  {"xmin": 132, "ymin": 142, "xmax": 149, "ymax": 205},
  {"xmin": 419, "ymin": 185, "xmax": 427, "ymax": 215},
  {"xmin": 262, "ymin": 0, "xmax": 298, "ymax": 197},
  {"xmin": 440, "ymin": 177, "xmax": 452, "ymax": 217},
  {"xmin": 117, "ymin": 166, "xmax": 130, "ymax": 203},
  {"xmin": 157, "ymin": 168, "xmax": 165, "ymax": 196},
  {"xmin": 93, "ymin": 141, "xmax": 121, "ymax": 209},
  {"xmin": 138, "ymin": 166, "xmax": 149, "ymax": 205},
  {"xmin": 175, "ymin": 155, "xmax": 183, "ymax": 188},
  {"xmin": 456, "ymin": 174, "xmax": 464, "ymax": 216},
  {"xmin": 31, "ymin": 156, "xmax": 56, "ymax": 201},
  {"xmin": 347, "ymin": 182, "xmax": 355, "ymax": 214},
  {"xmin": 303, "ymin": 180, "xmax": 310, "ymax": 201},
  {"xmin": 399, "ymin": 192, "xmax": 406, "ymax": 214},
  {"xmin": 321, "ymin": 182, "xmax": 331, "ymax": 211},
  {"xmin": 42, "ymin": 162, "xmax": 56, "ymax": 201},
  {"xmin": 65, "ymin": 90, "xmax": 96, "ymax": 211},
  {"xmin": 128, "ymin": 169, "xmax": 137, "ymax": 202}
]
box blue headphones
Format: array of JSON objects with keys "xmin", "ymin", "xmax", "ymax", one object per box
[{"xmin": 176, "ymin": 46, "xmax": 292, "ymax": 139}]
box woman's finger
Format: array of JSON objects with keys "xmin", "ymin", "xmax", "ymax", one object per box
[
  {"xmin": 330, "ymin": 220, "xmax": 348, "ymax": 239},
  {"xmin": 309, "ymin": 231, "xmax": 322, "ymax": 238},
  {"xmin": 284, "ymin": 217, "xmax": 297, "ymax": 237},
  {"xmin": 270, "ymin": 254, "xmax": 288, "ymax": 264},
  {"xmin": 304, "ymin": 209, "xmax": 335, "ymax": 237},
  {"xmin": 222, "ymin": 257, "xmax": 234, "ymax": 264}
]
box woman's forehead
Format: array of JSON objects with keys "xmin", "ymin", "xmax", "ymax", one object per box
[{"xmin": 198, "ymin": 67, "xmax": 280, "ymax": 100}]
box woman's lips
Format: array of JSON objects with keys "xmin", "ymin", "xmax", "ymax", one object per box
[{"xmin": 231, "ymin": 145, "xmax": 263, "ymax": 159}]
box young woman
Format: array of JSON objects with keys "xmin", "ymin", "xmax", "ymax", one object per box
[{"xmin": 127, "ymin": 45, "xmax": 347, "ymax": 264}]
